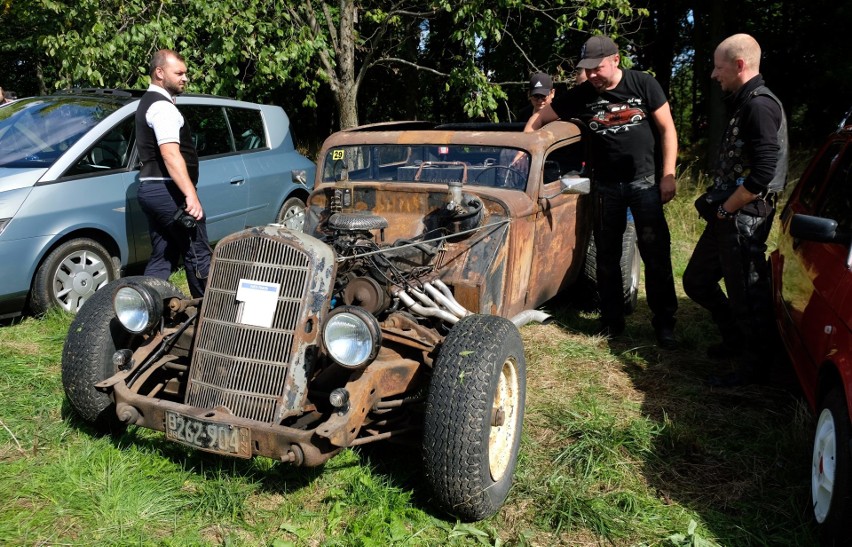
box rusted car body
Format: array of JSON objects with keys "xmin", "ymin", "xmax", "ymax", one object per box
[
  {"xmin": 61, "ymin": 121, "xmax": 596, "ymax": 521},
  {"xmin": 306, "ymin": 121, "xmax": 594, "ymax": 317}
]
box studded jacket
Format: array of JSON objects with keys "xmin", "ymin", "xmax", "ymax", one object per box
[{"xmin": 712, "ymin": 75, "xmax": 788, "ymax": 199}]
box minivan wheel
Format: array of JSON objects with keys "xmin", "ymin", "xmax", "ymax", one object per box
[
  {"xmin": 812, "ymin": 388, "xmax": 852, "ymax": 545},
  {"xmin": 276, "ymin": 196, "xmax": 307, "ymax": 232},
  {"xmin": 31, "ymin": 238, "xmax": 119, "ymax": 315}
]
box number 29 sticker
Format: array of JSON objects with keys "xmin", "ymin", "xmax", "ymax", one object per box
[{"xmin": 332, "ymin": 149, "xmax": 345, "ymax": 161}]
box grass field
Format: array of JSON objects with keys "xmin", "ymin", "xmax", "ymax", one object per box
[{"xmin": 0, "ymin": 176, "xmax": 819, "ymax": 546}]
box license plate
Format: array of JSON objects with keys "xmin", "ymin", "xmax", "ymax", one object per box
[{"xmin": 165, "ymin": 411, "xmax": 251, "ymax": 458}]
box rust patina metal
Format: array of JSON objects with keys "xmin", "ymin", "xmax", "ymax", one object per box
[{"xmin": 309, "ymin": 121, "xmax": 590, "ymax": 318}]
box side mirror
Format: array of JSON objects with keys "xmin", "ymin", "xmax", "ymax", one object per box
[
  {"xmin": 559, "ymin": 175, "xmax": 591, "ymax": 195},
  {"xmin": 790, "ymin": 214, "xmax": 852, "ymax": 245}
]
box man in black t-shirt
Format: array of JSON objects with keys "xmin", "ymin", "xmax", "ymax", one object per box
[{"xmin": 522, "ymin": 35, "xmax": 678, "ymax": 348}]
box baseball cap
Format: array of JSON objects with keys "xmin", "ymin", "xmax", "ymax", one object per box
[
  {"xmin": 528, "ymin": 73, "xmax": 553, "ymax": 96},
  {"xmin": 577, "ymin": 35, "xmax": 619, "ymax": 69}
]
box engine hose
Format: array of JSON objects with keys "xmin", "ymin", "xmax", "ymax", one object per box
[{"xmin": 393, "ymin": 238, "xmax": 438, "ymax": 256}]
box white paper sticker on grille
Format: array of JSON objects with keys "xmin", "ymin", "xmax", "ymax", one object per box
[{"xmin": 235, "ymin": 279, "xmax": 281, "ymax": 328}]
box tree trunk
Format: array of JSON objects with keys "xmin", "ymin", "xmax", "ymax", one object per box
[
  {"xmin": 335, "ymin": 85, "xmax": 360, "ymax": 130},
  {"xmin": 705, "ymin": 0, "xmax": 726, "ymax": 171},
  {"xmin": 334, "ymin": 0, "xmax": 359, "ymax": 128}
]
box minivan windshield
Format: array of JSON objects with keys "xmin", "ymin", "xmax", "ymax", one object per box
[{"xmin": 0, "ymin": 97, "xmax": 122, "ymax": 168}]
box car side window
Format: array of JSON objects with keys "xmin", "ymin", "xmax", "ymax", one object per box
[
  {"xmin": 817, "ymin": 147, "xmax": 852, "ymax": 232},
  {"xmin": 542, "ymin": 142, "xmax": 586, "ymax": 185},
  {"xmin": 182, "ymin": 106, "xmax": 233, "ymax": 157},
  {"xmin": 65, "ymin": 116, "xmax": 135, "ymax": 177},
  {"xmin": 799, "ymin": 141, "xmax": 844, "ymax": 210},
  {"xmin": 227, "ymin": 107, "xmax": 268, "ymax": 151}
]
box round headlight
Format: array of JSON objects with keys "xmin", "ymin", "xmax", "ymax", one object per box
[
  {"xmin": 323, "ymin": 306, "xmax": 381, "ymax": 369},
  {"xmin": 114, "ymin": 284, "xmax": 161, "ymax": 333}
]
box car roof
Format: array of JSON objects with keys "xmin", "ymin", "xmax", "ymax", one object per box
[
  {"xmin": 321, "ymin": 120, "xmax": 583, "ymax": 153},
  {"xmin": 46, "ymin": 88, "xmax": 258, "ymax": 106}
]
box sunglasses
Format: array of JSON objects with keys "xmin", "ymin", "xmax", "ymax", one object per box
[{"xmin": 530, "ymin": 94, "xmax": 549, "ymax": 100}]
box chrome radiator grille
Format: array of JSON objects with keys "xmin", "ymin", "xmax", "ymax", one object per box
[{"xmin": 185, "ymin": 227, "xmax": 334, "ymax": 423}]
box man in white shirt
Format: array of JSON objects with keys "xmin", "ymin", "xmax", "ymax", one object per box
[{"xmin": 134, "ymin": 49, "xmax": 211, "ymax": 298}]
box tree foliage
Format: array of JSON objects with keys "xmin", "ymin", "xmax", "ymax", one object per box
[
  {"xmin": 6, "ymin": 0, "xmax": 646, "ymax": 129},
  {"xmin": 4, "ymin": 0, "xmax": 849, "ymax": 148}
]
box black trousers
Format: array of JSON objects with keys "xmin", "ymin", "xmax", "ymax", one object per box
[
  {"xmin": 137, "ymin": 181, "xmax": 212, "ymax": 298},
  {"xmin": 595, "ymin": 176, "xmax": 677, "ymax": 329},
  {"xmin": 683, "ymin": 209, "xmax": 775, "ymax": 348}
]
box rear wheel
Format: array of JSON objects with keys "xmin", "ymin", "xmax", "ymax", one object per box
[
  {"xmin": 579, "ymin": 221, "xmax": 640, "ymax": 314},
  {"xmin": 812, "ymin": 388, "xmax": 852, "ymax": 545},
  {"xmin": 31, "ymin": 238, "xmax": 119, "ymax": 315},
  {"xmin": 276, "ymin": 196, "xmax": 307, "ymax": 231},
  {"xmin": 61, "ymin": 276, "xmax": 185, "ymax": 432},
  {"xmin": 422, "ymin": 314, "xmax": 526, "ymax": 521}
]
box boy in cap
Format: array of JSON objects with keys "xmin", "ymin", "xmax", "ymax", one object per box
[
  {"xmin": 516, "ymin": 72, "xmax": 555, "ymax": 121},
  {"xmin": 528, "ymin": 72, "xmax": 554, "ymax": 113},
  {"xmin": 522, "ymin": 34, "xmax": 679, "ymax": 348}
]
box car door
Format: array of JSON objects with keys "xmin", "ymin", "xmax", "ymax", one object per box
[
  {"xmin": 31, "ymin": 115, "xmax": 144, "ymax": 265},
  {"xmin": 227, "ymin": 106, "xmax": 282, "ymax": 228},
  {"xmin": 526, "ymin": 140, "xmax": 593, "ymax": 306},
  {"xmin": 778, "ymin": 139, "xmax": 852, "ymax": 394},
  {"xmin": 180, "ymin": 104, "xmax": 249, "ymax": 241}
]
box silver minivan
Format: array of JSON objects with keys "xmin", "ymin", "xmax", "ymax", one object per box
[{"xmin": 0, "ymin": 89, "xmax": 315, "ymax": 319}]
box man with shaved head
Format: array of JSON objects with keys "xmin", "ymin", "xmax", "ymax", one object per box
[{"xmin": 684, "ymin": 34, "xmax": 788, "ymax": 385}]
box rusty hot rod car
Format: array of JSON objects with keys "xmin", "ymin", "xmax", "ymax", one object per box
[{"xmin": 61, "ymin": 121, "xmax": 638, "ymax": 521}]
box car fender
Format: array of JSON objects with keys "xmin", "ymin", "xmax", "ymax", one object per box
[{"xmin": 19, "ymin": 218, "xmax": 126, "ymax": 284}]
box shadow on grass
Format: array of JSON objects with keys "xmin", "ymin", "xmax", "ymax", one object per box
[{"xmin": 545, "ymin": 294, "xmax": 818, "ymax": 545}]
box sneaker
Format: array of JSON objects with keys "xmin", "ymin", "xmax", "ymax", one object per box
[{"xmin": 655, "ymin": 326, "xmax": 676, "ymax": 350}]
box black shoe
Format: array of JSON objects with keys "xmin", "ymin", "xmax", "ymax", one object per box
[
  {"xmin": 655, "ymin": 326, "xmax": 676, "ymax": 350},
  {"xmin": 706, "ymin": 342, "xmax": 743, "ymax": 360}
]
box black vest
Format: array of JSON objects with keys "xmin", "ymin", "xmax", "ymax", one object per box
[
  {"xmin": 713, "ymin": 85, "xmax": 789, "ymax": 196},
  {"xmin": 135, "ymin": 91, "xmax": 199, "ymax": 184}
]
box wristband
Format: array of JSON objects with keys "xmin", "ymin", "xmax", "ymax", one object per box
[{"xmin": 717, "ymin": 204, "xmax": 735, "ymax": 219}]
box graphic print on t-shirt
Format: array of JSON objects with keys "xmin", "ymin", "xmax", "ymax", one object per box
[{"xmin": 587, "ymin": 99, "xmax": 646, "ymax": 133}]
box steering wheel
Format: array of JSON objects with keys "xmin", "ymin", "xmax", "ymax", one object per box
[{"xmin": 473, "ymin": 165, "xmax": 526, "ymax": 189}]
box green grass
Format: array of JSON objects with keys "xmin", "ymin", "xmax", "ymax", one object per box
[{"xmin": 0, "ymin": 175, "xmax": 819, "ymax": 545}]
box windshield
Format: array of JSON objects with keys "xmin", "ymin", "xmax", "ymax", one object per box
[
  {"xmin": 321, "ymin": 144, "xmax": 531, "ymax": 190},
  {"xmin": 0, "ymin": 97, "xmax": 122, "ymax": 168}
]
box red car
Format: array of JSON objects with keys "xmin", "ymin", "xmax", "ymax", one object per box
[{"xmin": 771, "ymin": 112, "xmax": 852, "ymax": 545}]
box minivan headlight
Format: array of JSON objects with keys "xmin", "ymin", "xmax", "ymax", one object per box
[
  {"xmin": 113, "ymin": 283, "xmax": 162, "ymax": 333},
  {"xmin": 322, "ymin": 306, "xmax": 381, "ymax": 369}
]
